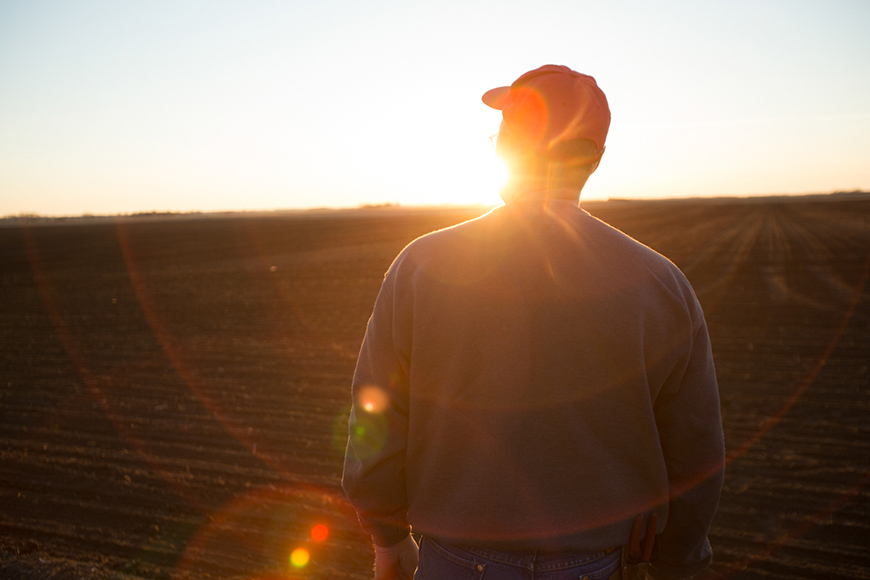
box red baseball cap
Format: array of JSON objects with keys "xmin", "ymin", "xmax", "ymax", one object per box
[{"xmin": 482, "ymin": 65, "xmax": 610, "ymax": 156}]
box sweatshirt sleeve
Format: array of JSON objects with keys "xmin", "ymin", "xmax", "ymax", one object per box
[
  {"xmin": 342, "ymin": 267, "xmax": 413, "ymax": 547},
  {"xmin": 650, "ymin": 305, "xmax": 726, "ymax": 580}
]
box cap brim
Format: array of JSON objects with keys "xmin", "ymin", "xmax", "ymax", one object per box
[{"xmin": 482, "ymin": 86, "xmax": 511, "ymax": 109}]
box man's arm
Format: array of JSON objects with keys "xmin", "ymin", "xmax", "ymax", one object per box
[
  {"xmin": 651, "ymin": 314, "xmax": 726, "ymax": 580},
  {"xmin": 342, "ymin": 271, "xmax": 414, "ymax": 548}
]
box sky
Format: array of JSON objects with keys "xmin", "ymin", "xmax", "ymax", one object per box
[{"xmin": 1, "ymin": 0, "xmax": 868, "ymax": 216}]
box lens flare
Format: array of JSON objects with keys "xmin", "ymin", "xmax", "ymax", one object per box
[
  {"xmin": 311, "ymin": 524, "xmax": 329, "ymax": 542},
  {"xmin": 290, "ymin": 547, "xmax": 309, "ymax": 568},
  {"xmin": 357, "ymin": 385, "xmax": 388, "ymax": 413},
  {"xmin": 503, "ymin": 86, "xmax": 548, "ymax": 144},
  {"xmin": 348, "ymin": 410, "xmax": 389, "ymax": 458}
]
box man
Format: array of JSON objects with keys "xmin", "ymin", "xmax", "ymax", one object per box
[{"xmin": 343, "ymin": 64, "xmax": 725, "ymax": 580}]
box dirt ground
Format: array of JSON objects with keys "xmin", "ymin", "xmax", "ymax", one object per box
[{"xmin": 1, "ymin": 196, "xmax": 868, "ymax": 579}]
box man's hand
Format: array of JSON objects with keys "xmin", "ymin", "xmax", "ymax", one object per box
[{"xmin": 374, "ymin": 535, "xmax": 419, "ymax": 580}]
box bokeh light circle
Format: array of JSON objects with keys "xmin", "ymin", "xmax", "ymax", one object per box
[
  {"xmin": 290, "ymin": 547, "xmax": 310, "ymax": 568},
  {"xmin": 311, "ymin": 524, "xmax": 329, "ymax": 542}
]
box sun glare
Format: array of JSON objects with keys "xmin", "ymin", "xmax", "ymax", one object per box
[
  {"xmin": 345, "ymin": 108, "xmax": 506, "ymax": 206},
  {"xmin": 490, "ymin": 154, "xmax": 509, "ymax": 192},
  {"xmin": 425, "ymin": 138, "xmax": 507, "ymax": 206}
]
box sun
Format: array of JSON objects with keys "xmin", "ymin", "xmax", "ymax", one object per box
[
  {"xmin": 426, "ymin": 138, "xmax": 507, "ymax": 206},
  {"xmin": 489, "ymin": 154, "xmax": 509, "ymax": 192},
  {"xmin": 343, "ymin": 111, "xmax": 507, "ymax": 207},
  {"xmin": 457, "ymin": 138, "xmax": 509, "ymax": 204}
]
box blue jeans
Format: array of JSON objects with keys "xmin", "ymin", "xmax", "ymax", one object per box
[{"xmin": 415, "ymin": 537, "xmax": 621, "ymax": 580}]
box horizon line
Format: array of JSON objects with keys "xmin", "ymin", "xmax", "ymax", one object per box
[{"xmin": 4, "ymin": 189, "xmax": 868, "ymax": 222}]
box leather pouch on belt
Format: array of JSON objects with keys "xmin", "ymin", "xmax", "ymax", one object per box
[{"xmin": 609, "ymin": 513, "xmax": 656, "ymax": 580}]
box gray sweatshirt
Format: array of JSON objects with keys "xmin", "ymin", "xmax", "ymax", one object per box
[{"xmin": 343, "ymin": 193, "xmax": 725, "ymax": 580}]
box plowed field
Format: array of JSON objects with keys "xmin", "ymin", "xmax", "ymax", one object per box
[{"xmin": 2, "ymin": 196, "xmax": 869, "ymax": 579}]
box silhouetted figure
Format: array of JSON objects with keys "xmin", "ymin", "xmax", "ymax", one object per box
[{"xmin": 343, "ymin": 65, "xmax": 724, "ymax": 580}]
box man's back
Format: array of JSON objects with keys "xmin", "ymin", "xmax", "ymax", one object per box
[{"xmin": 344, "ymin": 193, "xmax": 724, "ymax": 576}]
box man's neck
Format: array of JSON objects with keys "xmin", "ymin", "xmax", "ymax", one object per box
[{"xmin": 500, "ymin": 181, "xmax": 582, "ymax": 205}]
